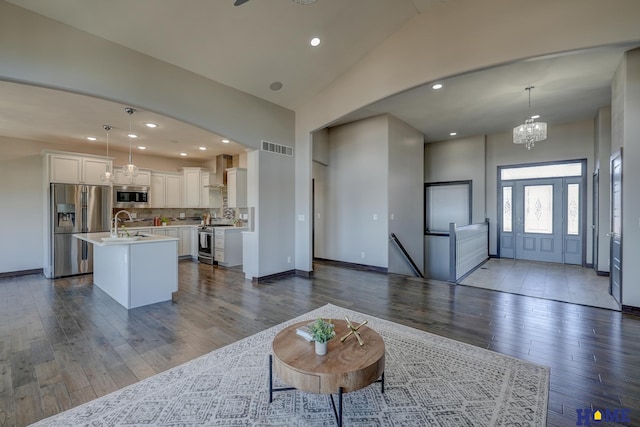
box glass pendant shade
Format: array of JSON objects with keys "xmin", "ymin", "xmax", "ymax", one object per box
[
  {"xmin": 122, "ymin": 160, "xmax": 139, "ymax": 178},
  {"xmin": 100, "ymin": 124, "xmax": 115, "ymax": 183},
  {"xmin": 100, "ymin": 167, "xmax": 114, "ymax": 183},
  {"xmin": 122, "ymin": 107, "xmax": 138, "ymax": 181}
]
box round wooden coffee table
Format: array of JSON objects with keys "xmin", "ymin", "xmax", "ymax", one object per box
[{"xmin": 269, "ymin": 319, "xmax": 385, "ymax": 426}]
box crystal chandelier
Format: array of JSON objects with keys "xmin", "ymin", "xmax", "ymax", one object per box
[
  {"xmin": 513, "ymin": 86, "xmax": 547, "ymax": 150},
  {"xmin": 122, "ymin": 107, "xmax": 139, "ymax": 181},
  {"xmin": 100, "ymin": 125, "xmax": 114, "ymax": 183}
]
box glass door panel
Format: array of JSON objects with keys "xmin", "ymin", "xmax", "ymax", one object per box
[{"xmin": 524, "ymin": 184, "xmax": 553, "ymax": 234}]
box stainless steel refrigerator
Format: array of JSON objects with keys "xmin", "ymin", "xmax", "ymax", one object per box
[{"xmin": 50, "ymin": 183, "xmax": 111, "ymax": 278}]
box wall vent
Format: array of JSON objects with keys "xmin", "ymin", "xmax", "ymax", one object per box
[{"xmin": 261, "ymin": 140, "xmax": 293, "ymax": 157}]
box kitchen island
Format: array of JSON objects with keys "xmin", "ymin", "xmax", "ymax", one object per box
[{"xmin": 73, "ymin": 232, "xmax": 178, "ymax": 309}]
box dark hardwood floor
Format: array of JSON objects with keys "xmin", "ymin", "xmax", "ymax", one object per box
[{"xmin": 1, "ymin": 259, "xmax": 639, "ymax": 426}]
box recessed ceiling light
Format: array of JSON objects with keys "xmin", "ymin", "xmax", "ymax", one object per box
[
  {"xmin": 180, "ymin": 152, "xmax": 187, "ymax": 157},
  {"xmin": 269, "ymin": 81, "xmax": 283, "ymax": 91},
  {"xmin": 531, "ymin": 114, "xmax": 540, "ymax": 119},
  {"xmin": 449, "ymin": 132, "xmax": 457, "ymax": 136},
  {"xmin": 310, "ymin": 37, "xmax": 321, "ymax": 47},
  {"xmin": 222, "ymin": 139, "xmax": 230, "ymax": 144},
  {"xmin": 199, "ymin": 146, "xmax": 207, "ymax": 151},
  {"xmin": 137, "ymin": 146, "xmax": 146, "ymax": 150},
  {"xmin": 144, "ymin": 123, "xmax": 157, "ymax": 128},
  {"xmin": 127, "ymin": 133, "xmax": 138, "ymax": 138},
  {"xmin": 432, "ymin": 83, "xmax": 443, "ymax": 90},
  {"xmin": 86, "ymin": 136, "xmax": 97, "ymax": 141}
]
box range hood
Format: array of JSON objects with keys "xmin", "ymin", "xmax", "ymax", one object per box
[{"xmin": 206, "ymin": 154, "xmax": 232, "ymax": 188}]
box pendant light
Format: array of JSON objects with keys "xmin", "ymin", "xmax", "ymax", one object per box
[
  {"xmin": 122, "ymin": 107, "xmax": 139, "ymax": 181},
  {"xmin": 100, "ymin": 124, "xmax": 114, "ymax": 183},
  {"xmin": 513, "ymin": 86, "xmax": 547, "ymax": 150}
]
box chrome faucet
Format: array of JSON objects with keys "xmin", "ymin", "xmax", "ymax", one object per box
[{"xmin": 112, "ymin": 210, "xmax": 133, "ymax": 237}]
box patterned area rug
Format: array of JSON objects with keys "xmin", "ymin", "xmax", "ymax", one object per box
[{"xmin": 34, "ymin": 304, "xmax": 549, "ymax": 426}]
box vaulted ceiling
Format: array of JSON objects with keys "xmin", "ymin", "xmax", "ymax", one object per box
[{"xmin": 1, "ymin": 0, "xmax": 637, "ymax": 158}]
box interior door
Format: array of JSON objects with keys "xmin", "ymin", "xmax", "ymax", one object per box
[
  {"xmin": 514, "ymin": 178, "xmax": 563, "ymax": 263},
  {"xmin": 592, "ymin": 171, "xmax": 599, "ymax": 272},
  {"xmin": 610, "ymin": 151, "xmax": 622, "ymax": 304}
]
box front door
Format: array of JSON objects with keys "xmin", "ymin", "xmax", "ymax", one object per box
[
  {"xmin": 514, "ymin": 178, "xmax": 564, "ymax": 263},
  {"xmin": 499, "ymin": 163, "xmax": 585, "ymax": 265},
  {"xmin": 610, "ymin": 151, "xmax": 622, "ymax": 304}
]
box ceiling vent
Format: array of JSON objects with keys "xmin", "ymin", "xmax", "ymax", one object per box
[{"xmin": 261, "ymin": 140, "xmax": 293, "ymax": 157}]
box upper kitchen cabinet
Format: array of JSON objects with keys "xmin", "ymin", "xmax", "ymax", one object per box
[
  {"xmin": 150, "ymin": 172, "xmax": 182, "ymax": 208},
  {"xmin": 165, "ymin": 173, "xmax": 183, "ymax": 207},
  {"xmin": 114, "ymin": 168, "xmax": 151, "ymax": 186},
  {"xmin": 45, "ymin": 151, "xmax": 111, "ymax": 186},
  {"xmin": 226, "ymin": 168, "xmax": 247, "ymax": 208},
  {"xmin": 182, "ymin": 167, "xmax": 207, "ymax": 208}
]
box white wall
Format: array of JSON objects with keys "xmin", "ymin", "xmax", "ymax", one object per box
[
  {"xmin": 594, "ymin": 107, "xmax": 612, "ymax": 273},
  {"xmin": 424, "ymin": 135, "xmax": 486, "ymax": 223},
  {"xmin": 257, "ymin": 150, "xmax": 295, "ymax": 277},
  {"xmin": 0, "ymin": 137, "xmax": 43, "ymax": 273},
  {"xmin": 312, "ymin": 161, "xmax": 327, "ymax": 259},
  {"xmin": 312, "ymin": 129, "xmax": 329, "ymax": 259},
  {"xmin": 314, "ymin": 115, "xmax": 423, "ymax": 274},
  {"xmin": 324, "ymin": 116, "xmax": 389, "ymax": 267},
  {"xmin": 486, "ymin": 120, "xmax": 595, "ymax": 259},
  {"xmin": 388, "ymin": 115, "xmax": 424, "ymax": 275},
  {"xmin": 613, "ymin": 49, "xmax": 640, "ymax": 307}
]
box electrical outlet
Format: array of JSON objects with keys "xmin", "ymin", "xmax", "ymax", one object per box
[
  {"xmin": 360, "ymin": 252, "xmax": 365, "ymax": 258},
  {"xmin": 287, "ymin": 256, "xmax": 291, "ymax": 263},
  {"xmin": 130, "ymin": 212, "xmax": 137, "ymax": 219},
  {"xmin": 373, "ymin": 213, "xmax": 378, "ymax": 220},
  {"xmin": 390, "ymin": 213, "xmax": 395, "ymax": 220}
]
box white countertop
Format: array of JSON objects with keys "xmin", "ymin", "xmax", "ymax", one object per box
[{"xmin": 73, "ymin": 232, "xmax": 178, "ymax": 246}]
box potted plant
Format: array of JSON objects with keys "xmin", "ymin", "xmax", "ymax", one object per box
[
  {"xmin": 160, "ymin": 216, "xmax": 169, "ymax": 226},
  {"xmin": 309, "ymin": 318, "xmax": 335, "ymax": 355}
]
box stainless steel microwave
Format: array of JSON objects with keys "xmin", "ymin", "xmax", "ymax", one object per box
[{"xmin": 113, "ymin": 185, "xmax": 149, "ymax": 208}]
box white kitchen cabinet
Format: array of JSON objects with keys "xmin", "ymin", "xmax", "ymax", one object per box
[
  {"xmin": 114, "ymin": 168, "xmax": 151, "ymax": 186},
  {"xmin": 150, "ymin": 173, "xmax": 165, "ymax": 208},
  {"xmin": 182, "ymin": 167, "xmax": 201, "ymax": 208},
  {"xmin": 190, "ymin": 227, "xmax": 198, "ymax": 257},
  {"xmin": 153, "ymin": 227, "xmax": 178, "ymax": 237},
  {"xmin": 178, "ymin": 227, "xmax": 193, "ymax": 257},
  {"xmin": 150, "ymin": 172, "xmax": 182, "ymax": 208},
  {"xmin": 47, "ymin": 152, "xmax": 111, "ymax": 185},
  {"xmin": 166, "ymin": 174, "xmax": 183, "ymax": 207},
  {"xmin": 214, "ymin": 227, "xmax": 245, "ymax": 267},
  {"xmin": 226, "ymin": 168, "xmax": 247, "ymax": 208}
]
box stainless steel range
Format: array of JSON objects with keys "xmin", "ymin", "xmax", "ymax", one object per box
[{"xmin": 198, "ymin": 226, "xmax": 215, "ymax": 264}]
